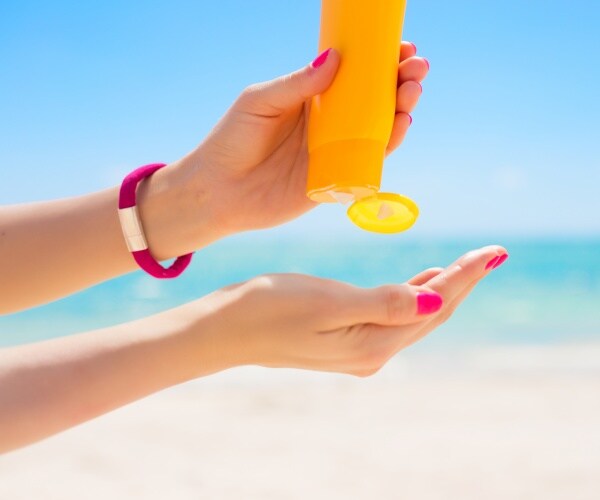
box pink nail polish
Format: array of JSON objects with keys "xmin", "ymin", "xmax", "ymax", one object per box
[
  {"xmin": 408, "ymin": 114, "xmax": 413, "ymax": 125},
  {"xmin": 423, "ymin": 58, "xmax": 430, "ymax": 70},
  {"xmin": 493, "ymin": 253, "xmax": 509, "ymax": 269},
  {"xmin": 410, "ymin": 42, "xmax": 417, "ymax": 53},
  {"xmin": 311, "ymin": 48, "xmax": 332, "ymax": 69},
  {"xmin": 485, "ymin": 256, "xmax": 500, "ymax": 270},
  {"xmin": 417, "ymin": 293, "xmax": 443, "ymax": 315}
]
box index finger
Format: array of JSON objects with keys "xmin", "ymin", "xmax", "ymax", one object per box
[{"xmin": 426, "ymin": 245, "xmax": 508, "ymax": 302}]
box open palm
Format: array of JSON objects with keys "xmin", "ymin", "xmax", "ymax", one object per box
[{"xmin": 219, "ymin": 246, "xmax": 508, "ymax": 376}]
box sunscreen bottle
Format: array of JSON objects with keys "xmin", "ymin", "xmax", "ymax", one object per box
[{"xmin": 307, "ymin": 0, "xmax": 419, "ymax": 233}]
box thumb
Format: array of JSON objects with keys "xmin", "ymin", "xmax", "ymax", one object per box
[
  {"xmin": 237, "ymin": 48, "xmax": 340, "ymax": 116},
  {"xmin": 339, "ymin": 284, "xmax": 444, "ymax": 327}
]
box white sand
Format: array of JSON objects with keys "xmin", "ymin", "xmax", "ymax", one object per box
[{"xmin": 1, "ymin": 343, "xmax": 600, "ymax": 500}]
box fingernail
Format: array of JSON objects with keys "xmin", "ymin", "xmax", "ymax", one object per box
[
  {"xmin": 311, "ymin": 48, "xmax": 332, "ymax": 69},
  {"xmin": 493, "ymin": 253, "xmax": 509, "ymax": 269},
  {"xmin": 485, "ymin": 256, "xmax": 500, "ymax": 270},
  {"xmin": 423, "ymin": 58, "xmax": 430, "ymax": 70},
  {"xmin": 410, "ymin": 42, "xmax": 417, "ymax": 53},
  {"xmin": 408, "ymin": 114, "xmax": 413, "ymax": 125},
  {"xmin": 417, "ymin": 292, "xmax": 443, "ymax": 315},
  {"xmin": 416, "ymin": 81, "xmax": 423, "ymax": 94}
]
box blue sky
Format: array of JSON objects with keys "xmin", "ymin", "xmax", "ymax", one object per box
[{"xmin": 1, "ymin": 0, "xmax": 599, "ymax": 238}]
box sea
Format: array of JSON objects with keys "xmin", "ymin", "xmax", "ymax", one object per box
[{"xmin": 1, "ymin": 235, "xmax": 599, "ymax": 349}]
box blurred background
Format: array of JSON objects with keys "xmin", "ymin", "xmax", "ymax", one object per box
[{"xmin": 1, "ymin": 1, "xmax": 599, "ymax": 499}]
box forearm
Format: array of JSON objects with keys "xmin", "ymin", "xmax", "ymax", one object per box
[
  {"xmin": 0, "ymin": 154, "xmax": 223, "ymax": 313},
  {"xmin": 0, "ymin": 292, "xmax": 240, "ymax": 454}
]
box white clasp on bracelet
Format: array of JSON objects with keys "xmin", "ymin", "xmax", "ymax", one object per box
[{"xmin": 118, "ymin": 206, "xmax": 149, "ymax": 252}]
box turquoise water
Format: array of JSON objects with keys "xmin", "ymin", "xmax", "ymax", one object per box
[{"xmin": 1, "ymin": 236, "xmax": 599, "ymax": 348}]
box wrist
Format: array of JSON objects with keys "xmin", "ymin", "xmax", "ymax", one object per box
[
  {"xmin": 181, "ymin": 146, "xmax": 247, "ymax": 237},
  {"xmin": 171, "ymin": 286, "xmax": 256, "ymax": 379},
  {"xmin": 133, "ymin": 155, "xmax": 226, "ymax": 261},
  {"xmin": 192, "ymin": 277, "xmax": 293, "ymax": 370}
]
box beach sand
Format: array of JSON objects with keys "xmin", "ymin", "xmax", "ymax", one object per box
[{"xmin": 1, "ymin": 343, "xmax": 599, "ymax": 500}]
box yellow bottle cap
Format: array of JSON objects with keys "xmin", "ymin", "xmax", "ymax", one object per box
[{"xmin": 347, "ymin": 192, "xmax": 419, "ymax": 234}]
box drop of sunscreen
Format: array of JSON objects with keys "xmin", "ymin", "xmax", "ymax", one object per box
[{"xmin": 377, "ymin": 202, "xmax": 394, "ymax": 220}]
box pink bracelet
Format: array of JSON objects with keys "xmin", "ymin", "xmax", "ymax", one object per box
[{"xmin": 118, "ymin": 163, "xmax": 193, "ymax": 279}]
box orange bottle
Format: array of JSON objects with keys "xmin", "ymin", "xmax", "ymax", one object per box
[{"xmin": 307, "ymin": 0, "xmax": 419, "ymax": 233}]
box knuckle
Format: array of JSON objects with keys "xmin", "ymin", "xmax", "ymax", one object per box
[
  {"xmin": 245, "ymin": 275, "xmax": 276, "ymax": 295},
  {"xmin": 238, "ymin": 85, "xmax": 255, "ymax": 104},
  {"xmin": 454, "ymin": 262, "xmax": 467, "ymax": 275},
  {"xmin": 238, "ymin": 83, "xmax": 267, "ymax": 108},
  {"xmin": 241, "ymin": 83, "xmax": 260, "ymax": 98},
  {"xmin": 428, "ymin": 267, "xmax": 445, "ymax": 275},
  {"xmin": 436, "ymin": 270, "xmax": 450, "ymax": 288},
  {"xmin": 455, "ymin": 255, "xmax": 479, "ymax": 277}
]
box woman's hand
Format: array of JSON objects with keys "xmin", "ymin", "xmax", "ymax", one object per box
[
  {"xmin": 194, "ymin": 245, "xmax": 508, "ymax": 377},
  {"xmin": 178, "ymin": 42, "xmax": 429, "ymax": 237},
  {"xmin": 0, "ymin": 245, "xmax": 507, "ymax": 452}
]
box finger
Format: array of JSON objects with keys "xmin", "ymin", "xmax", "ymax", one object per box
[
  {"xmin": 385, "ymin": 112, "xmax": 411, "ymax": 155},
  {"xmin": 425, "ymin": 246, "xmax": 508, "ymax": 303},
  {"xmin": 436, "ymin": 278, "xmax": 480, "ymax": 324},
  {"xmin": 398, "ymin": 57, "xmax": 429, "ymax": 85},
  {"xmin": 332, "ymin": 283, "xmax": 444, "ymax": 328},
  {"xmin": 400, "ymin": 41, "xmax": 417, "ymax": 61},
  {"xmin": 408, "ymin": 267, "xmax": 445, "ymax": 286},
  {"xmin": 426, "ymin": 252, "xmax": 510, "ymax": 328},
  {"xmin": 396, "ymin": 80, "xmax": 423, "ymax": 114},
  {"xmin": 237, "ymin": 48, "xmax": 341, "ymax": 116}
]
